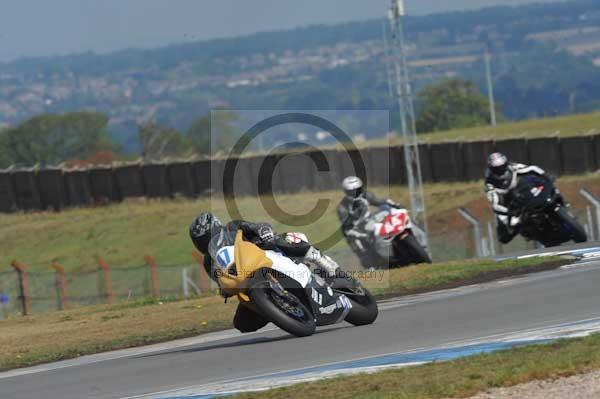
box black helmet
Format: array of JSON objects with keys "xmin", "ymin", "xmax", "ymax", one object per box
[
  {"xmin": 342, "ymin": 176, "xmax": 364, "ymax": 199},
  {"xmin": 487, "ymin": 152, "xmax": 512, "ymax": 189},
  {"xmin": 189, "ymin": 212, "xmax": 222, "ymax": 252}
]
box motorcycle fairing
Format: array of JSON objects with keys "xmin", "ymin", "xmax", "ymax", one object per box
[
  {"xmin": 265, "ymin": 251, "xmax": 311, "ymax": 288},
  {"xmin": 304, "ymin": 276, "xmax": 352, "ymax": 326},
  {"xmin": 219, "ymin": 230, "xmax": 351, "ymax": 325},
  {"xmin": 369, "ymin": 208, "xmax": 413, "ymax": 240}
]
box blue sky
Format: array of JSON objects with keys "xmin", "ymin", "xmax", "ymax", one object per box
[{"xmin": 0, "ymin": 0, "xmax": 564, "ymax": 61}]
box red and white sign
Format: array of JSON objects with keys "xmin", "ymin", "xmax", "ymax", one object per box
[{"xmin": 378, "ymin": 210, "xmax": 409, "ymax": 237}]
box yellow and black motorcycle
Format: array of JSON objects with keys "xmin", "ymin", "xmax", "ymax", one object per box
[{"xmin": 210, "ymin": 230, "xmax": 378, "ymax": 337}]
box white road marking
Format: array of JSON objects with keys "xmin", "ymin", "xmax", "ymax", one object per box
[
  {"xmin": 130, "ymin": 316, "xmax": 600, "ymax": 399},
  {"xmin": 0, "ymin": 326, "xmax": 279, "ymax": 380}
]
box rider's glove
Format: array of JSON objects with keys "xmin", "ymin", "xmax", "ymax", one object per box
[
  {"xmin": 258, "ymin": 225, "xmax": 275, "ymax": 242},
  {"xmin": 219, "ymin": 287, "xmax": 234, "ymax": 299}
]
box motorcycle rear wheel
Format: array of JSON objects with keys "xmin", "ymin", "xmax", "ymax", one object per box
[
  {"xmin": 332, "ymin": 276, "xmax": 378, "ymax": 326},
  {"xmin": 556, "ymin": 207, "xmax": 587, "ymax": 243},
  {"xmin": 403, "ymin": 234, "xmax": 432, "ymax": 264},
  {"xmin": 249, "ymin": 279, "xmax": 316, "ymax": 337}
]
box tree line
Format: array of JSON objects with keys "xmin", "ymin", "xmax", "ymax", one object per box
[{"xmin": 0, "ymin": 78, "xmax": 496, "ymax": 169}]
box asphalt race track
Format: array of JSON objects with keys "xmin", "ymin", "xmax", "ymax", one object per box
[{"xmin": 2, "ymin": 260, "xmax": 600, "ymax": 399}]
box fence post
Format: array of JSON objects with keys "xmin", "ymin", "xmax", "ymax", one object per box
[
  {"xmin": 580, "ymin": 189, "xmax": 600, "ymax": 240},
  {"xmin": 457, "ymin": 208, "xmax": 484, "ymax": 258},
  {"xmin": 192, "ymin": 250, "xmax": 211, "ymax": 293},
  {"xmin": 586, "ymin": 206, "xmax": 595, "ymax": 242},
  {"xmin": 97, "ymin": 257, "xmax": 114, "ymax": 305},
  {"xmin": 487, "ymin": 221, "xmax": 497, "ymax": 256},
  {"xmin": 144, "ymin": 255, "xmax": 161, "ymax": 298},
  {"xmin": 51, "ymin": 262, "xmax": 69, "ymax": 310},
  {"xmin": 10, "ymin": 260, "xmax": 31, "ymax": 316}
]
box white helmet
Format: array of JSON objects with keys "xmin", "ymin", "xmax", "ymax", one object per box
[{"xmin": 342, "ymin": 176, "xmax": 364, "ymax": 198}]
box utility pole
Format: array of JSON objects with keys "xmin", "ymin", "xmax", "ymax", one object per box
[
  {"xmin": 382, "ymin": 20, "xmax": 394, "ymax": 99},
  {"xmin": 387, "ymin": 0, "xmax": 429, "ymax": 247},
  {"xmin": 484, "ymin": 50, "xmax": 497, "ymax": 126}
]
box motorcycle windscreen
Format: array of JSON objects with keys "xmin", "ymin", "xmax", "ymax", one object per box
[{"xmin": 233, "ymin": 230, "xmax": 273, "ymax": 274}]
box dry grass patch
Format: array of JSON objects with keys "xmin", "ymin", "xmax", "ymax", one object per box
[{"xmin": 0, "ymin": 294, "xmax": 235, "ymax": 370}]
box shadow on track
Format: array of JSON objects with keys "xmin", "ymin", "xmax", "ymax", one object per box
[{"xmin": 135, "ymin": 325, "xmax": 352, "ymax": 359}]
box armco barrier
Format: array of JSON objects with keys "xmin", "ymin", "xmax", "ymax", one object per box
[
  {"xmin": 527, "ymin": 137, "xmax": 561, "ymax": 175},
  {"xmin": 0, "ymin": 172, "xmax": 17, "ymax": 212},
  {"xmin": 462, "ymin": 141, "xmax": 495, "ymax": 181},
  {"xmin": 321, "ymin": 150, "xmax": 345, "ymax": 190},
  {"xmin": 306, "ymin": 150, "xmax": 336, "ymax": 191},
  {"xmin": 494, "ymin": 138, "xmax": 528, "ymax": 164},
  {"xmin": 36, "ymin": 169, "xmax": 66, "ymax": 211},
  {"xmin": 560, "ymin": 136, "xmax": 596, "ymax": 174},
  {"xmin": 63, "ymin": 170, "xmax": 92, "ymax": 206},
  {"xmin": 229, "ymin": 156, "xmax": 257, "ymax": 197},
  {"xmin": 89, "ymin": 167, "xmax": 119, "ymax": 203},
  {"xmin": 277, "ymin": 152, "xmax": 316, "ymax": 193},
  {"xmin": 114, "ymin": 165, "xmax": 145, "ymax": 199},
  {"xmin": 2, "ymin": 134, "xmax": 599, "ymax": 213},
  {"xmin": 168, "ymin": 163, "xmax": 195, "ymax": 197},
  {"xmin": 594, "ymin": 135, "xmax": 600, "ymax": 172},
  {"xmin": 429, "ymin": 142, "xmax": 464, "ymax": 182},
  {"xmin": 251, "ymin": 155, "xmax": 280, "ymax": 195},
  {"xmin": 417, "ymin": 144, "xmax": 434, "ymax": 183},
  {"xmin": 13, "ymin": 170, "xmax": 42, "ymax": 210},
  {"xmin": 338, "ymin": 149, "xmax": 368, "ymax": 186},
  {"xmin": 141, "ymin": 164, "xmax": 170, "ymax": 198},
  {"xmin": 193, "ymin": 160, "xmax": 212, "ymax": 196},
  {"xmin": 251, "ymin": 155, "xmax": 279, "ymax": 197},
  {"xmin": 209, "ymin": 158, "xmax": 225, "ymax": 196},
  {"xmin": 366, "ymin": 147, "xmax": 391, "ymax": 186},
  {"xmin": 388, "ymin": 146, "xmax": 406, "ymax": 185}
]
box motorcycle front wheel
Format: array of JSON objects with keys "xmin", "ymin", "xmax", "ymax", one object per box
[
  {"xmin": 402, "ymin": 234, "xmax": 432, "ymax": 264},
  {"xmin": 556, "ymin": 207, "xmax": 588, "ymax": 243},
  {"xmin": 249, "ymin": 278, "xmax": 316, "ymax": 337}
]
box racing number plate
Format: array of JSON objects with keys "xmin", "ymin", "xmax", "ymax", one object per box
[{"xmin": 378, "ymin": 211, "xmax": 408, "ymax": 237}]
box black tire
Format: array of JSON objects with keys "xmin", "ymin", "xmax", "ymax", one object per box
[
  {"xmin": 332, "ymin": 277, "xmax": 378, "ymax": 326},
  {"xmin": 403, "ymin": 234, "xmax": 432, "ymax": 264},
  {"xmin": 249, "ymin": 280, "xmax": 316, "ymax": 337},
  {"xmin": 557, "ymin": 207, "xmax": 588, "ymax": 243}
]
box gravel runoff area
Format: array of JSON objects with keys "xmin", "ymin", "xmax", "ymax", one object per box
[{"xmin": 466, "ymin": 370, "xmax": 600, "ymax": 399}]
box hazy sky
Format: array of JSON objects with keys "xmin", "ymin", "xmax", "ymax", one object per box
[{"xmin": 0, "ymin": 0, "xmax": 565, "ymax": 62}]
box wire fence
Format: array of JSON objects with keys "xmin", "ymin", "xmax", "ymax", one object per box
[
  {"xmin": 0, "ymin": 207, "xmax": 596, "ymax": 318},
  {"xmin": 0, "ymin": 256, "xmax": 215, "ymax": 318}
]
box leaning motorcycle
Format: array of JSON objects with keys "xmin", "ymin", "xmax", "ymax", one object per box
[
  {"xmin": 509, "ymin": 173, "xmax": 587, "ymax": 247},
  {"xmin": 210, "ymin": 230, "xmax": 378, "ymax": 337},
  {"xmin": 349, "ymin": 205, "xmax": 432, "ymax": 268}
]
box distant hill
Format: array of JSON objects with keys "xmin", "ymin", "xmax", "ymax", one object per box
[{"xmin": 0, "ymin": 0, "xmax": 599, "ymax": 152}]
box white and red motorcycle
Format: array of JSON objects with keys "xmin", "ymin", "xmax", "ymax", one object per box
[{"xmin": 350, "ymin": 205, "xmax": 432, "ymax": 268}]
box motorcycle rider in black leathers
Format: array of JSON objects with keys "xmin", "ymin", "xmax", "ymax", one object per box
[
  {"xmin": 485, "ymin": 152, "xmax": 548, "ymax": 244},
  {"xmin": 337, "ymin": 176, "xmax": 402, "ymax": 267},
  {"xmin": 189, "ymin": 212, "xmax": 340, "ymax": 333}
]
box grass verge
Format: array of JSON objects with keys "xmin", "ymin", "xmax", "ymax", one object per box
[
  {"xmin": 2, "ymin": 174, "xmax": 598, "ymax": 273},
  {"xmin": 371, "ymin": 256, "xmax": 566, "ymax": 299},
  {"xmin": 234, "ymin": 333, "xmax": 600, "ymax": 399},
  {"xmin": 0, "ymin": 256, "xmax": 566, "ymax": 371},
  {"xmin": 370, "ymin": 111, "xmax": 600, "ymax": 147}
]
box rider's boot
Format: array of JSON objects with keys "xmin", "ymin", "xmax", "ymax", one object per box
[{"xmin": 304, "ymin": 246, "xmax": 340, "ymax": 281}]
